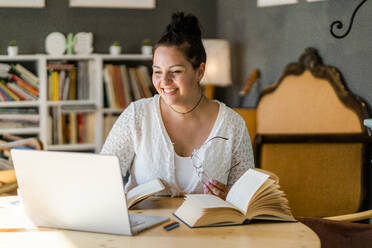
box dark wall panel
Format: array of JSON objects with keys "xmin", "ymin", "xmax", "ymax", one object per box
[{"xmin": 0, "ymin": 0, "xmax": 216, "ymax": 54}]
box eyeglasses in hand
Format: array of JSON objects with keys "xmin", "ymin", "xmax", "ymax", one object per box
[{"xmin": 190, "ymin": 136, "xmax": 240, "ymax": 185}]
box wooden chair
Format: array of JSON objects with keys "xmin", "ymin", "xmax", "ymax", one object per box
[
  {"xmin": 0, "ymin": 135, "xmax": 43, "ymax": 195},
  {"xmin": 254, "ymin": 48, "xmax": 371, "ymax": 218},
  {"xmin": 253, "ymin": 48, "xmax": 372, "ymax": 247}
]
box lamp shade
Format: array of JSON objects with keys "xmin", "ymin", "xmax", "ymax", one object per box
[{"xmin": 201, "ymin": 39, "xmax": 232, "ymax": 87}]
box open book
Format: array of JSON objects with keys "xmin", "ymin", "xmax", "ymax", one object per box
[
  {"xmin": 126, "ymin": 178, "xmax": 165, "ymax": 209},
  {"xmin": 174, "ymin": 169, "xmax": 295, "ymax": 227}
]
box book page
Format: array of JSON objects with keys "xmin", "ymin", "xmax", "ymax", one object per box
[
  {"xmin": 226, "ymin": 169, "xmax": 269, "ymax": 215},
  {"xmin": 185, "ymin": 194, "xmax": 237, "ymax": 210},
  {"xmin": 126, "ymin": 179, "xmax": 165, "ymax": 208}
]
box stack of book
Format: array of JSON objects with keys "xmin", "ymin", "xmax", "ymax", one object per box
[
  {"xmin": 48, "ymin": 105, "xmax": 95, "ymax": 145},
  {"xmin": 0, "ymin": 63, "xmax": 39, "ymax": 101},
  {"xmin": 103, "ymin": 64, "xmax": 153, "ymax": 109},
  {"xmin": 0, "ymin": 107, "xmax": 39, "ymax": 129},
  {"xmin": 47, "ymin": 61, "xmax": 92, "ymax": 101}
]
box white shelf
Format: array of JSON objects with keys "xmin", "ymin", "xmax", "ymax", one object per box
[
  {"xmin": 47, "ymin": 100, "xmax": 96, "ymax": 106},
  {"xmin": 0, "ymin": 55, "xmax": 43, "ymax": 61},
  {"xmin": 0, "ymin": 54, "xmax": 152, "ymax": 152},
  {"xmin": 0, "ymin": 101, "xmax": 40, "ymax": 107},
  {"xmin": 46, "ymin": 55, "xmax": 96, "ymax": 60},
  {"xmin": 98, "ymin": 54, "xmax": 152, "ymax": 61},
  {"xmin": 46, "ymin": 143, "xmax": 96, "ymax": 151},
  {"xmin": 103, "ymin": 108, "xmax": 124, "ymax": 114},
  {"xmin": 0, "ymin": 127, "xmax": 40, "ymax": 135}
]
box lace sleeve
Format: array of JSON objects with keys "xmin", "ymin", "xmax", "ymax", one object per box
[
  {"xmin": 100, "ymin": 104, "xmax": 135, "ymax": 176},
  {"xmin": 227, "ymin": 122, "xmax": 255, "ymax": 189}
]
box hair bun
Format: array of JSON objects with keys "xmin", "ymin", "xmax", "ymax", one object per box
[{"xmin": 167, "ymin": 12, "xmax": 202, "ymax": 38}]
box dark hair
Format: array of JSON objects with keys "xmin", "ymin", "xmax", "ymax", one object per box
[{"xmin": 155, "ymin": 12, "xmax": 206, "ymax": 69}]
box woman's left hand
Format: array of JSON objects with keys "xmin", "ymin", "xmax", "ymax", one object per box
[{"xmin": 203, "ymin": 179, "xmax": 228, "ymax": 200}]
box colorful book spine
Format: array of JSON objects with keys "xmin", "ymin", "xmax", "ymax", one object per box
[
  {"xmin": 5, "ymin": 83, "xmax": 28, "ymax": 101},
  {"xmin": 14, "ymin": 64, "xmax": 39, "ymax": 88},
  {"xmin": 0, "ymin": 87, "xmax": 9, "ymax": 101},
  {"xmin": 8, "ymin": 83, "xmax": 37, "ymax": 100},
  {"xmin": 114, "ymin": 65, "xmax": 126, "ymax": 108},
  {"xmin": 0, "ymin": 81, "xmax": 20, "ymax": 101},
  {"xmin": 69, "ymin": 69, "xmax": 77, "ymax": 100},
  {"xmin": 52, "ymin": 71, "xmax": 59, "ymax": 101},
  {"xmin": 11, "ymin": 74, "xmax": 39, "ymax": 97}
]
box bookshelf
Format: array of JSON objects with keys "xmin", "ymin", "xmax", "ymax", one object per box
[{"xmin": 0, "ymin": 54, "xmax": 152, "ymax": 152}]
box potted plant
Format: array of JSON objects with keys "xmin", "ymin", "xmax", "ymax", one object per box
[
  {"xmin": 7, "ymin": 40, "xmax": 18, "ymax": 56},
  {"xmin": 109, "ymin": 41, "xmax": 121, "ymax": 55},
  {"xmin": 141, "ymin": 39, "xmax": 152, "ymax": 55}
]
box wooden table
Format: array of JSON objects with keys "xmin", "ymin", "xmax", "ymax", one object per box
[{"xmin": 0, "ymin": 197, "xmax": 320, "ymax": 248}]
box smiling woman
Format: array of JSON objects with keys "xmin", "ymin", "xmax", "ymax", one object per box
[{"xmin": 100, "ymin": 12, "xmax": 255, "ymax": 200}]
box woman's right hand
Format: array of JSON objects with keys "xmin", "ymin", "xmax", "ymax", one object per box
[{"xmin": 203, "ymin": 179, "xmax": 228, "ymax": 200}]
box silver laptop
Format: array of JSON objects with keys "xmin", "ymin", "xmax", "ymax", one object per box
[{"xmin": 11, "ymin": 149, "xmax": 169, "ymax": 235}]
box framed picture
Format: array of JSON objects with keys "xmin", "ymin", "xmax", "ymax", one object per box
[
  {"xmin": 0, "ymin": 0, "xmax": 45, "ymax": 8},
  {"xmin": 69, "ymin": 0, "xmax": 155, "ymax": 9},
  {"xmin": 257, "ymin": 0, "xmax": 298, "ymax": 7}
]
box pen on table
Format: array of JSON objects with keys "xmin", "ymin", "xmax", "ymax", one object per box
[{"xmin": 163, "ymin": 221, "xmax": 179, "ymax": 231}]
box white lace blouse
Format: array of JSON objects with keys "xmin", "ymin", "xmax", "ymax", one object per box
[{"xmin": 100, "ymin": 94, "xmax": 255, "ymax": 196}]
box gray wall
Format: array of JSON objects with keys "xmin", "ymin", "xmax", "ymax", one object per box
[
  {"xmin": 0, "ymin": 0, "xmax": 216, "ymax": 54},
  {"xmin": 217, "ymin": 0, "xmax": 372, "ymax": 111}
]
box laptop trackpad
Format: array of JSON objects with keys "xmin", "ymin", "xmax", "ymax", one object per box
[{"xmin": 129, "ymin": 213, "xmax": 169, "ymax": 235}]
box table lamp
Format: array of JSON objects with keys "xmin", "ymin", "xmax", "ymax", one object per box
[{"xmin": 201, "ymin": 39, "xmax": 232, "ymax": 99}]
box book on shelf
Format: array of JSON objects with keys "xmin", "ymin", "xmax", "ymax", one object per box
[
  {"xmin": 0, "ymin": 107, "xmax": 38, "ymax": 114},
  {"xmin": 0, "ymin": 113, "xmax": 39, "ymax": 123},
  {"xmin": 51, "ymin": 71, "xmax": 59, "ymax": 101},
  {"xmin": 69, "ymin": 68, "xmax": 77, "ymax": 100},
  {"xmin": 135, "ymin": 67, "xmax": 152, "ymax": 98},
  {"xmin": 0, "ymin": 63, "xmax": 39, "ymax": 102},
  {"xmin": 49, "ymin": 106, "xmax": 95, "ymax": 145},
  {"xmin": 102, "ymin": 64, "xmax": 152, "ymax": 109},
  {"xmin": 119, "ymin": 65, "xmax": 133, "ymax": 106},
  {"xmin": 103, "ymin": 65, "xmax": 119, "ymax": 109},
  {"xmin": 114, "ymin": 65, "xmax": 126, "ymax": 108},
  {"xmin": 174, "ymin": 169, "xmax": 296, "ymax": 228},
  {"xmin": 128, "ymin": 67, "xmax": 144, "ymax": 100},
  {"xmin": 0, "ymin": 87, "xmax": 8, "ymax": 101},
  {"xmin": 107, "ymin": 64, "xmax": 124, "ymax": 108},
  {"xmin": 69, "ymin": 112, "xmax": 78, "ymax": 144},
  {"xmin": 11, "ymin": 74, "xmax": 39, "ymax": 98},
  {"xmin": 12, "ymin": 64, "xmax": 39, "ymax": 89},
  {"xmin": 0, "ymin": 63, "xmax": 11, "ymax": 73},
  {"xmin": 0, "ymin": 108, "xmax": 39, "ymax": 129},
  {"xmin": 126, "ymin": 178, "xmax": 165, "ymax": 209},
  {"xmin": 77, "ymin": 61, "xmax": 91, "ymax": 100},
  {"xmin": 7, "ymin": 83, "xmax": 37, "ymax": 101},
  {"xmin": 58, "ymin": 70, "xmax": 66, "ymax": 101},
  {"xmin": 0, "ymin": 84, "xmax": 11, "ymax": 101},
  {"xmin": 48, "ymin": 62, "xmax": 86, "ymax": 101},
  {"xmin": 0, "ymin": 81, "xmax": 20, "ymax": 101}
]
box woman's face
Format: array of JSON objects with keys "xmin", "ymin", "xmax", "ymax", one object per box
[{"xmin": 152, "ymin": 45, "xmax": 205, "ymax": 106}]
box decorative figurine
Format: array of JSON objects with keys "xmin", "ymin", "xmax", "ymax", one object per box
[
  {"xmin": 66, "ymin": 33, "xmax": 76, "ymax": 55},
  {"xmin": 74, "ymin": 32, "xmax": 94, "ymax": 55}
]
